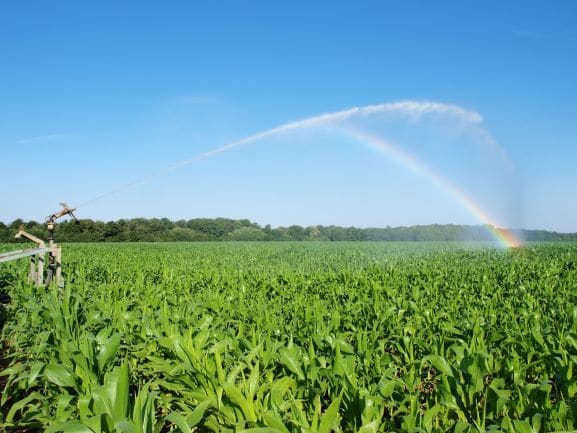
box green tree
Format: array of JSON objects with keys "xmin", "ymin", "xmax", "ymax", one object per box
[
  {"xmin": 226, "ymin": 227, "xmax": 267, "ymax": 241},
  {"xmin": 0, "ymin": 222, "xmax": 9, "ymax": 242},
  {"xmin": 287, "ymin": 225, "xmax": 306, "ymax": 241},
  {"xmin": 166, "ymin": 227, "xmax": 210, "ymax": 241}
]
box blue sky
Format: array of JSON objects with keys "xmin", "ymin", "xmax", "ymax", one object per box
[{"xmin": 1, "ymin": 1, "xmax": 576, "ymax": 231}]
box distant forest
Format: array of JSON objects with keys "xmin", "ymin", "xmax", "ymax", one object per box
[{"xmin": 1, "ymin": 218, "xmax": 576, "ymax": 243}]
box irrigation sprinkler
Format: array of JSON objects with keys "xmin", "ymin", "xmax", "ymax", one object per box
[{"xmin": 0, "ymin": 203, "xmax": 77, "ymax": 287}]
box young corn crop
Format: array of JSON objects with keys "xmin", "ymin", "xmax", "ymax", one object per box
[{"xmin": 1, "ymin": 242, "xmax": 577, "ymax": 432}]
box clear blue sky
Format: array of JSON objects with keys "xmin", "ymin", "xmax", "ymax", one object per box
[{"xmin": 1, "ymin": 1, "xmax": 576, "ymax": 232}]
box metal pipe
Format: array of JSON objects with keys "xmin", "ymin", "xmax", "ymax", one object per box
[{"xmin": 0, "ymin": 248, "xmax": 51, "ymax": 263}]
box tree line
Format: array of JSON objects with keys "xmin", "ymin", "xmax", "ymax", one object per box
[{"xmin": 1, "ymin": 218, "xmax": 576, "ymax": 243}]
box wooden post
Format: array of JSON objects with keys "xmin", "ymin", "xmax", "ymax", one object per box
[
  {"xmin": 37, "ymin": 253, "xmax": 44, "ymax": 287},
  {"xmin": 29, "ymin": 255, "xmax": 37, "ymax": 283},
  {"xmin": 51, "ymin": 245, "xmax": 62, "ymax": 287}
]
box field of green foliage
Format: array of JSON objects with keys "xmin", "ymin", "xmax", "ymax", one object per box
[{"xmin": 1, "ymin": 242, "xmax": 577, "ymax": 432}]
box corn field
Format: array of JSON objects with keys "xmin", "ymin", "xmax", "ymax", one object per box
[{"xmin": 1, "ymin": 242, "xmax": 577, "ymax": 432}]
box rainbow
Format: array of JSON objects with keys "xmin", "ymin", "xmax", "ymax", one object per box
[{"xmin": 341, "ymin": 127, "xmax": 522, "ymax": 248}]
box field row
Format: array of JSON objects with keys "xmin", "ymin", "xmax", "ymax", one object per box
[{"xmin": 1, "ymin": 242, "xmax": 577, "ymax": 432}]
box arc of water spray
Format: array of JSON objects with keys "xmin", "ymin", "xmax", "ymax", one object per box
[
  {"xmin": 76, "ymin": 100, "xmax": 510, "ymax": 210},
  {"xmin": 75, "ymin": 100, "xmax": 521, "ymax": 245}
]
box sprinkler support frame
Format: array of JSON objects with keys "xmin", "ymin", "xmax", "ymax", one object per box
[{"xmin": 0, "ymin": 203, "xmax": 77, "ymax": 287}]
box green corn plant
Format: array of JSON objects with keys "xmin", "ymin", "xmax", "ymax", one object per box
[{"xmin": 2, "ymin": 242, "xmax": 577, "ymax": 432}]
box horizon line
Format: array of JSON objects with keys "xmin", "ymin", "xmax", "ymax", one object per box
[{"xmin": 1, "ymin": 217, "xmax": 575, "ymax": 235}]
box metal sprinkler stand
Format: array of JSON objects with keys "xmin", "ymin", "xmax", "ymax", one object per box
[{"xmin": 0, "ymin": 203, "xmax": 77, "ymax": 287}]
